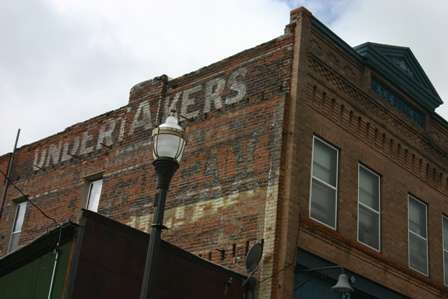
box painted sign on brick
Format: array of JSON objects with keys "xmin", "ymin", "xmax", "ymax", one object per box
[{"xmin": 32, "ymin": 68, "xmax": 247, "ymax": 171}]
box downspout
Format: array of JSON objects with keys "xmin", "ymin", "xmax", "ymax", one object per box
[
  {"xmin": 0, "ymin": 129, "xmax": 20, "ymax": 220},
  {"xmin": 47, "ymin": 226, "xmax": 63, "ymax": 299}
]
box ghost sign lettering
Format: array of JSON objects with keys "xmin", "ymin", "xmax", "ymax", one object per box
[{"xmin": 33, "ymin": 68, "xmax": 247, "ymax": 170}]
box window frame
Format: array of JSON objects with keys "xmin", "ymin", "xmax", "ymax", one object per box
[
  {"xmin": 357, "ymin": 164, "xmax": 381, "ymax": 252},
  {"xmin": 442, "ymin": 215, "xmax": 448, "ymax": 286},
  {"xmin": 407, "ymin": 195, "xmax": 429, "ymax": 276},
  {"xmin": 8, "ymin": 200, "xmax": 28, "ymax": 253},
  {"xmin": 308, "ymin": 135, "xmax": 339, "ymax": 230},
  {"xmin": 371, "ymin": 78, "xmax": 425, "ymax": 127},
  {"xmin": 85, "ymin": 177, "xmax": 103, "ymax": 212}
]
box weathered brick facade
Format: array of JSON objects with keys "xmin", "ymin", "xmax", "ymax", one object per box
[{"xmin": 1, "ymin": 7, "xmax": 448, "ymax": 299}]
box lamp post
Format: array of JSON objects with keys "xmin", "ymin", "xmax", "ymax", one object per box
[
  {"xmin": 296, "ymin": 266, "xmax": 354, "ymax": 298},
  {"xmin": 139, "ymin": 112, "xmax": 186, "ymax": 299}
]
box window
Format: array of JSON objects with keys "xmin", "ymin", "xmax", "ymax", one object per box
[
  {"xmin": 309, "ymin": 136, "xmax": 339, "ymax": 229},
  {"xmin": 8, "ymin": 201, "xmax": 27, "ymax": 252},
  {"xmin": 371, "ymin": 79, "xmax": 424, "ymax": 127},
  {"xmin": 357, "ymin": 165, "xmax": 381, "ymax": 251},
  {"xmin": 443, "ymin": 216, "xmax": 448, "ymax": 285},
  {"xmin": 408, "ymin": 196, "xmax": 428, "ymax": 275},
  {"xmin": 86, "ymin": 178, "xmax": 103, "ymax": 212}
]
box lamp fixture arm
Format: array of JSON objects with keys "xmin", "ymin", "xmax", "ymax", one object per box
[{"xmin": 297, "ymin": 265, "xmax": 344, "ymax": 273}]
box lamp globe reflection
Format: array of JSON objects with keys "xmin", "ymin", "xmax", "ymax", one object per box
[{"xmin": 152, "ymin": 112, "xmax": 186, "ymax": 163}]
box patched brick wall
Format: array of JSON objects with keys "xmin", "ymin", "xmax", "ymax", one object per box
[
  {"xmin": 0, "ymin": 28, "xmax": 294, "ymax": 294},
  {"xmin": 2, "ymin": 7, "xmax": 448, "ymax": 299}
]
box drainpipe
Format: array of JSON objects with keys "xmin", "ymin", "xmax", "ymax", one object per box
[{"xmin": 47, "ymin": 226, "xmax": 62, "ymax": 299}]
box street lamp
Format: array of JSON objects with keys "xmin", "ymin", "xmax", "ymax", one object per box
[
  {"xmin": 332, "ymin": 270, "xmax": 354, "ymax": 299},
  {"xmin": 140, "ymin": 112, "xmax": 186, "ymax": 299},
  {"xmin": 296, "ymin": 266, "xmax": 354, "ymax": 298}
]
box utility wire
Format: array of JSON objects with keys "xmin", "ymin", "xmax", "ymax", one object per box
[
  {"xmin": 100, "ymin": 142, "xmax": 113, "ymax": 150},
  {"xmin": 259, "ymin": 262, "xmax": 350, "ymax": 293},
  {"xmin": 6, "ymin": 137, "xmax": 114, "ymax": 222},
  {"xmin": 294, "ymin": 278, "xmax": 313, "ymax": 291},
  {"xmin": 32, "ymin": 164, "xmax": 45, "ymax": 171},
  {"xmin": 0, "ymin": 169, "xmax": 58, "ymax": 225},
  {"xmin": 258, "ymin": 261, "xmax": 296, "ymax": 284}
]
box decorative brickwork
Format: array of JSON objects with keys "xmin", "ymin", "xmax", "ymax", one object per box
[
  {"xmin": 1, "ymin": 7, "xmax": 448, "ymax": 299},
  {"xmin": 0, "ymin": 27, "xmax": 294, "ymax": 299}
]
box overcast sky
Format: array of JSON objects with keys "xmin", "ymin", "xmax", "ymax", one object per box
[{"xmin": 1, "ymin": 0, "xmax": 447, "ymax": 154}]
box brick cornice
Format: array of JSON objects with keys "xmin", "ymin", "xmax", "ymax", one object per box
[{"xmin": 307, "ymin": 53, "xmax": 448, "ymax": 198}]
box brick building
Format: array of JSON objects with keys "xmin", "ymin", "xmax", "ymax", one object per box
[{"xmin": 1, "ymin": 7, "xmax": 448, "ymax": 299}]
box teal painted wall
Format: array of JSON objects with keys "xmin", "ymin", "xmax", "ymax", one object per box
[
  {"xmin": 294, "ymin": 271, "xmax": 376, "ymax": 299},
  {"xmin": 295, "ymin": 251, "xmax": 408, "ymax": 299},
  {"xmin": 0, "ymin": 242, "xmax": 71, "ymax": 299},
  {"xmin": 295, "ymin": 272, "xmax": 343, "ymax": 299}
]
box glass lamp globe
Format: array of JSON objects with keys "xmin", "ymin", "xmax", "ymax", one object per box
[{"xmin": 152, "ymin": 113, "xmax": 186, "ymax": 163}]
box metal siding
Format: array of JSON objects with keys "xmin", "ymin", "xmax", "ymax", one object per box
[
  {"xmin": 70, "ymin": 211, "xmax": 247, "ymax": 299},
  {"xmin": 0, "ymin": 242, "xmax": 71, "ymax": 299}
]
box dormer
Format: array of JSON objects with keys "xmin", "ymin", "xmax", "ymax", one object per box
[{"xmin": 355, "ymin": 43, "xmax": 442, "ymax": 127}]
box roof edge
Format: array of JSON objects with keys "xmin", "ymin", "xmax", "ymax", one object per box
[
  {"xmin": 0, "ymin": 221, "xmax": 78, "ymax": 276},
  {"xmin": 355, "ymin": 43, "xmax": 442, "ymax": 111}
]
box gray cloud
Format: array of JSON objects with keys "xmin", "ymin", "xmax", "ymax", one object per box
[
  {"xmin": 0, "ymin": 0, "xmax": 292, "ymax": 154},
  {"xmin": 1, "ymin": 0, "xmax": 447, "ymax": 155},
  {"xmin": 330, "ymin": 0, "xmax": 448, "ymax": 116},
  {"xmin": 280, "ymin": 0, "xmax": 352, "ymax": 23}
]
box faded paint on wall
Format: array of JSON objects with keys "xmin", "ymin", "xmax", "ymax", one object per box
[
  {"xmin": 32, "ymin": 68, "xmax": 247, "ymax": 171},
  {"xmin": 127, "ymin": 188, "xmax": 256, "ymax": 232}
]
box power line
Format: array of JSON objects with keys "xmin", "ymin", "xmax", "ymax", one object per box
[
  {"xmin": 258, "ymin": 261, "xmax": 296, "ymax": 284},
  {"xmin": 32, "ymin": 164, "xmax": 45, "ymax": 171},
  {"xmin": 2, "ymin": 138, "xmax": 113, "ymax": 222},
  {"xmin": 0, "ymin": 168, "xmax": 58, "ymax": 225},
  {"xmin": 100, "ymin": 142, "xmax": 113, "ymax": 150}
]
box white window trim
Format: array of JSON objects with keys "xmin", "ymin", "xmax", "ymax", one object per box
[
  {"xmin": 8, "ymin": 201, "xmax": 27, "ymax": 252},
  {"xmin": 86, "ymin": 178, "xmax": 103, "ymax": 212},
  {"xmin": 442, "ymin": 215, "xmax": 448, "ymax": 286},
  {"xmin": 86, "ymin": 182, "xmax": 95, "ymax": 208},
  {"xmin": 309, "ymin": 135, "xmax": 339, "ymax": 230},
  {"xmin": 407, "ymin": 195, "xmax": 429, "ymax": 276},
  {"xmin": 357, "ymin": 164, "xmax": 381, "ymax": 252}
]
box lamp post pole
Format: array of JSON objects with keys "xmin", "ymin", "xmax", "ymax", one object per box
[
  {"xmin": 140, "ymin": 158, "xmax": 179, "ymax": 299},
  {"xmin": 139, "ymin": 113, "xmax": 186, "ymax": 299}
]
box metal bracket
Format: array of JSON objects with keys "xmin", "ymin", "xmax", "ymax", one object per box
[{"xmin": 151, "ymin": 224, "xmax": 168, "ymax": 230}]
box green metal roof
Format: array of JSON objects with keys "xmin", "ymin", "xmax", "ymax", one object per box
[
  {"xmin": 355, "ymin": 42, "xmax": 442, "ymax": 111},
  {"xmin": 310, "ymin": 15, "xmax": 443, "ymax": 112},
  {"xmin": 0, "ymin": 222, "xmax": 77, "ymax": 277}
]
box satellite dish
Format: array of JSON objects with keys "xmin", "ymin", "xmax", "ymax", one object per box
[{"xmin": 245, "ymin": 240, "xmax": 264, "ymax": 274}]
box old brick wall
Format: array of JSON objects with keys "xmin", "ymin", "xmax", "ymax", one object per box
[
  {"xmin": 286, "ymin": 10, "xmax": 448, "ymax": 299},
  {"xmin": 0, "ymin": 28, "xmax": 294, "ymax": 297},
  {"xmin": 4, "ymin": 7, "xmax": 448, "ymax": 299}
]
